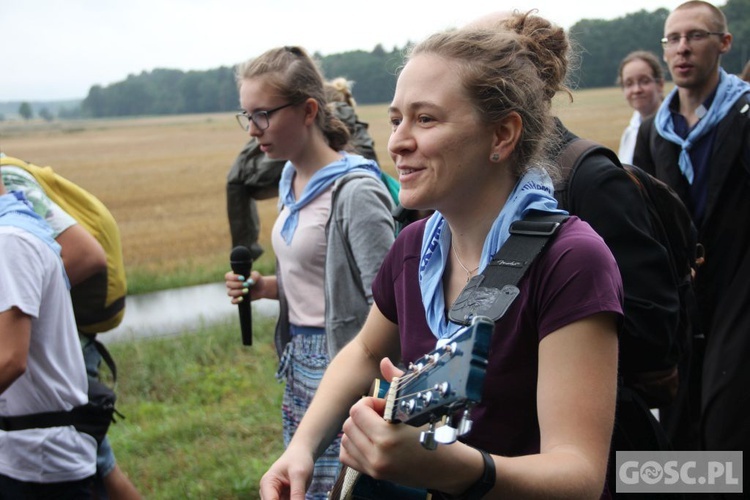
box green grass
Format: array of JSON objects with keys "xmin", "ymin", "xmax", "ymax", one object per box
[
  {"xmin": 126, "ymin": 255, "xmax": 277, "ymax": 296},
  {"xmin": 104, "ymin": 315, "xmax": 284, "ymax": 499}
]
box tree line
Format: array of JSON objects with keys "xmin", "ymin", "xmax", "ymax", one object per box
[
  {"xmin": 78, "ymin": 45, "xmax": 406, "ymax": 118},
  {"xmin": 571, "ymin": 0, "xmax": 749, "ymax": 88},
  {"xmin": 12, "ymin": 0, "xmax": 750, "ymax": 120}
]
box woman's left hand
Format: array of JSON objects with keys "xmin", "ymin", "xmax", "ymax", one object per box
[{"xmin": 339, "ymin": 358, "xmax": 433, "ymax": 488}]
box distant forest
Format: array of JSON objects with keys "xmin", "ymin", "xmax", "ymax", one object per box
[{"xmin": 9, "ymin": 0, "xmax": 750, "ymax": 119}]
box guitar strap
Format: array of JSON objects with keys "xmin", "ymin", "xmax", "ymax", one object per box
[
  {"xmin": 329, "ymin": 212, "xmax": 569, "ymax": 500},
  {"xmin": 448, "ymin": 212, "xmax": 569, "ymax": 326}
]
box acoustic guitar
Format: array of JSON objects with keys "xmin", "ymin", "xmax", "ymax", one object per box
[{"xmin": 328, "ymin": 315, "xmax": 493, "ymax": 500}]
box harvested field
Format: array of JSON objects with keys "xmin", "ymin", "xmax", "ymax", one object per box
[{"xmin": 0, "ymin": 86, "xmax": 636, "ymax": 285}]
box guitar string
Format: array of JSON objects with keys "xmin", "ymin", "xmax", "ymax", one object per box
[{"xmin": 390, "ymin": 350, "xmax": 453, "ymax": 403}]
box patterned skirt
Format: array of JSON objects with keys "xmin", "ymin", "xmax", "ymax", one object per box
[{"xmin": 277, "ymin": 328, "xmax": 342, "ymax": 500}]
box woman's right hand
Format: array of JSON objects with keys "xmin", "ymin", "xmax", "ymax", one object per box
[
  {"xmin": 224, "ymin": 270, "xmax": 270, "ymax": 304},
  {"xmin": 259, "ymin": 447, "xmax": 315, "ymax": 500}
]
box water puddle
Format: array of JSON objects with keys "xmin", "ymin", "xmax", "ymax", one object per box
[{"xmin": 101, "ymin": 283, "xmax": 279, "ymax": 344}]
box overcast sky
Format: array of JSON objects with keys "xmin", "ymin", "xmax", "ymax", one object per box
[{"xmin": 1, "ymin": 0, "xmax": 686, "ymax": 102}]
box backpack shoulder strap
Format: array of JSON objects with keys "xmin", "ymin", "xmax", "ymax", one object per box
[
  {"xmin": 557, "ymin": 138, "xmax": 601, "ymax": 177},
  {"xmin": 92, "ymin": 337, "xmax": 118, "ymax": 385},
  {"xmin": 448, "ymin": 212, "xmax": 569, "ymax": 325},
  {"xmin": 555, "ymin": 138, "xmax": 622, "ymax": 209}
]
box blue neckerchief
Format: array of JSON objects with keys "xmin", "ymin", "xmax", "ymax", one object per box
[
  {"xmin": 655, "ymin": 68, "xmax": 750, "ymax": 184},
  {"xmin": 278, "ymin": 152, "xmax": 381, "ymax": 244},
  {"xmin": 0, "ymin": 191, "xmax": 69, "ymax": 288},
  {"xmin": 419, "ymin": 167, "xmax": 567, "ymax": 339}
]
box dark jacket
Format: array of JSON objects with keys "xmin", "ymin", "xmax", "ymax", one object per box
[{"xmin": 633, "ymin": 93, "xmax": 750, "ymax": 451}]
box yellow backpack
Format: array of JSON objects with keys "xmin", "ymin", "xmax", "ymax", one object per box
[{"xmin": 0, "ymin": 155, "xmax": 126, "ymax": 333}]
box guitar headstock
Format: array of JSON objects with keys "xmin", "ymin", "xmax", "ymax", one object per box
[{"xmin": 384, "ymin": 316, "xmax": 492, "ymax": 429}]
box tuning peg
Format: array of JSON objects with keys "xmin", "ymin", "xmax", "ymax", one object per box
[
  {"xmin": 420, "ymin": 423, "xmax": 438, "ymax": 450},
  {"xmin": 457, "ymin": 409, "xmax": 473, "ymax": 436},
  {"xmin": 433, "ymin": 423, "xmax": 459, "ymax": 445}
]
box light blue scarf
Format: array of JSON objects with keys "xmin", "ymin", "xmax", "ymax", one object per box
[
  {"xmin": 419, "ymin": 167, "xmax": 567, "ymax": 339},
  {"xmin": 0, "ymin": 191, "xmax": 68, "ymax": 288},
  {"xmin": 278, "ymin": 152, "xmax": 381, "ymax": 244},
  {"xmin": 655, "ymin": 68, "xmax": 750, "ymax": 184}
]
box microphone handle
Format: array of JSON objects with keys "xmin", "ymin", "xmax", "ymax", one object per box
[
  {"xmin": 230, "ymin": 251, "xmax": 253, "ymax": 346},
  {"xmin": 238, "ymin": 298, "xmax": 252, "ymax": 346}
]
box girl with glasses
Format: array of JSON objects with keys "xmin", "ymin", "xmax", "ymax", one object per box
[
  {"xmin": 617, "ymin": 51, "xmax": 666, "ymax": 163},
  {"xmin": 224, "ymin": 46, "xmax": 395, "ymax": 499}
]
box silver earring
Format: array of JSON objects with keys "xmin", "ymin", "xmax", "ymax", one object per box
[{"xmin": 491, "ymin": 153, "xmax": 500, "ymax": 162}]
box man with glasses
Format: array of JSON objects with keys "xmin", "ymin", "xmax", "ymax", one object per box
[{"xmin": 634, "ymin": 0, "xmax": 750, "ymax": 463}]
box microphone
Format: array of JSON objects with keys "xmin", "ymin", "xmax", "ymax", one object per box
[{"xmin": 230, "ymin": 245, "xmax": 253, "ymax": 346}]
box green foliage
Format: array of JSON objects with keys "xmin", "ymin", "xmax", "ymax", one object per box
[
  {"xmin": 18, "ymin": 101, "xmax": 33, "ymax": 120},
  {"xmin": 723, "ymin": 0, "xmax": 750, "ymax": 74},
  {"xmin": 570, "ymin": 0, "xmax": 750, "ymax": 87},
  {"xmin": 66, "ymin": 0, "xmax": 750, "ymax": 118},
  {"xmin": 81, "ymin": 66, "xmax": 238, "ymax": 118},
  {"xmin": 126, "ymin": 253, "xmax": 276, "ymax": 295},
  {"xmin": 80, "ymin": 45, "xmax": 404, "ymax": 119},
  {"xmin": 58, "ymin": 105, "xmax": 82, "ymax": 119},
  {"xmin": 318, "ymin": 46, "xmax": 403, "ymax": 104},
  {"xmin": 38, "ymin": 108, "xmax": 54, "ymax": 122},
  {"xmin": 106, "ymin": 316, "xmax": 284, "ymax": 499},
  {"xmin": 569, "ymin": 9, "xmax": 670, "ymax": 88}
]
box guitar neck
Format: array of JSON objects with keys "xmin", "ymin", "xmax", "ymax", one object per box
[
  {"xmin": 383, "ymin": 317, "xmax": 492, "ymax": 428},
  {"xmin": 328, "ymin": 316, "xmax": 493, "ymax": 500}
]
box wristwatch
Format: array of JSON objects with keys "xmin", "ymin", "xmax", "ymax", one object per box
[
  {"xmin": 461, "ymin": 449, "xmax": 496, "ymax": 499},
  {"xmin": 432, "ymin": 448, "xmax": 496, "ymax": 499}
]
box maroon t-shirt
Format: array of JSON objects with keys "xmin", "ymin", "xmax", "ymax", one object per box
[{"xmin": 373, "ymin": 216, "xmax": 623, "ymax": 458}]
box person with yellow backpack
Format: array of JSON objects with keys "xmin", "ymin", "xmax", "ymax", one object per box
[{"xmin": 0, "ymin": 153, "xmax": 140, "ymax": 499}]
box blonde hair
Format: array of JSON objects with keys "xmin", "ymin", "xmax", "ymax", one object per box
[
  {"xmin": 406, "ymin": 10, "xmax": 569, "ymax": 176},
  {"xmin": 325, "ymin": 77, "xmax": 357, "ymax": 107},
  {"xmin": 235, "ymin": 46, "xmax": 350, "ymax": 151}
]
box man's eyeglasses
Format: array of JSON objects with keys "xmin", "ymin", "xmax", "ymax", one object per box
[
  {"xmin": 235, "ymin": 102, "xmax": 296, "ymax": 131},
  {"xmin": 661, "ymin": 30, "xmax": 724, "ymax": 48}
]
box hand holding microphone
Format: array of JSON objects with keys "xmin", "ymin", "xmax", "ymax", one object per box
[{"xmin": 230, "ymin": 245, "xmax": 253, "ymax": 346}]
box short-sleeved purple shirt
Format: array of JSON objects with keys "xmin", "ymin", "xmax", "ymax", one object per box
[{"xmin": 373, "ymin": 216, "xmax": 623, "ymax": 458}]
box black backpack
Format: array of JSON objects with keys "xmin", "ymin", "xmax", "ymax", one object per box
[{"xmin": 555, "ymin": 138, "xmax": 700, "ymax": 407}]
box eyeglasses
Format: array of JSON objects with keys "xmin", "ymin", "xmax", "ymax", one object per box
[
  {"xmin": 235, "ymin": 102, "xmax": 296, "ymax": 131},
  {"xmin": 661, "ymin": 30, "xmax": 724, "ymax": 48},
  {"xmin": 623, "ymin": 77, "xmax": 659, "ymax": 89}
]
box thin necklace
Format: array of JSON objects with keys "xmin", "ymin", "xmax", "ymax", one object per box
[{"xmin": 451, "ymin": 237, "xmax": 479, "ymax": 283}]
